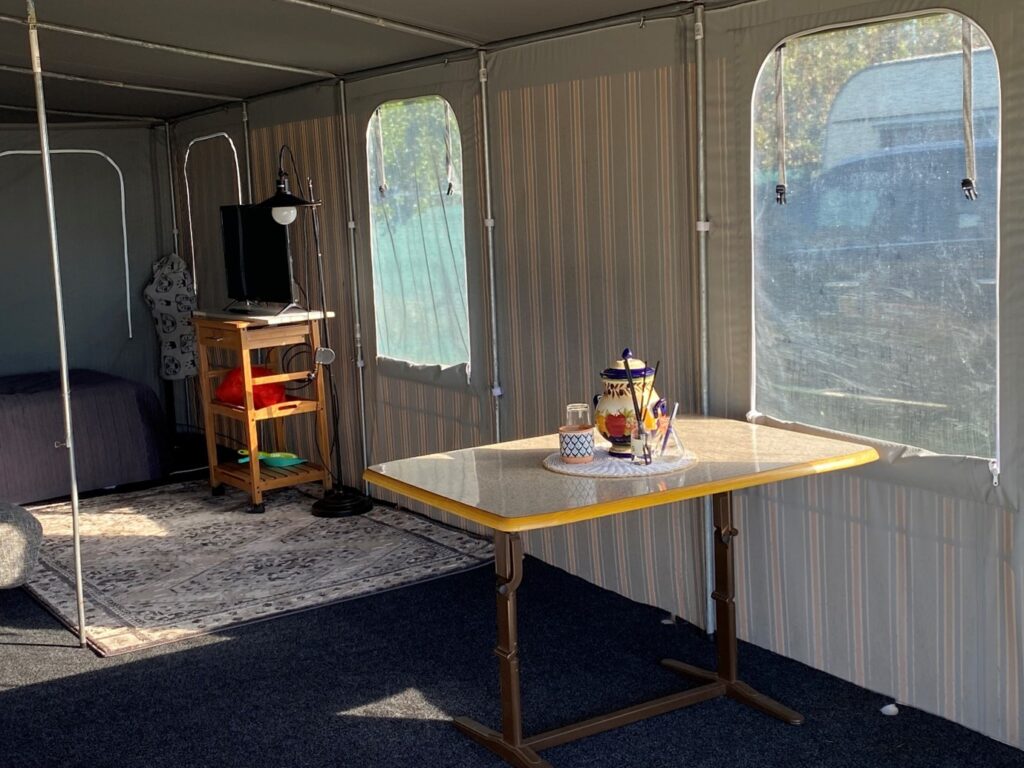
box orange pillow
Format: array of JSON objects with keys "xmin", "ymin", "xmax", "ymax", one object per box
[{"xmin": 214, "ymin": 366, "xmax": 286, "ymax": 409}]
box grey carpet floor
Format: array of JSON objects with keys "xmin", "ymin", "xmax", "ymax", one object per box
[{"xmin": 1, "ymin": 556, "xmax": 1021, "ymax": 768}]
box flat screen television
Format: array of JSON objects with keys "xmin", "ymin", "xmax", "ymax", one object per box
[{"xmin": 220, "ymin": 204, "xmax": 297, "ymax": 306}]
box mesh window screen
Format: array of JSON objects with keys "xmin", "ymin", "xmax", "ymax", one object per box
[
  {"xmin": 752, "ymin": 13, "xmax": 999, "ymax": 457},
  {"xmin": 366, "ymin": 96, "xmax": 470, "ymax": 368}
]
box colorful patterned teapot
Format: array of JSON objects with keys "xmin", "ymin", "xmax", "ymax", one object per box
[{"xmin": 594, "ymin": 349, "xmax": 664, "ymax": 458}]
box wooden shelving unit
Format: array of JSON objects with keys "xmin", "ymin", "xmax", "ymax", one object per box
[{"xmin": 193, "ymin": 313, "xmax": 332, "ymax": 512}]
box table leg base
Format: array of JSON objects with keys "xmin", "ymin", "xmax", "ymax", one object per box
[
  {"xmin": 453, "ymin": 717, "xmax": 552, "ymax": 768},
  {"xmin": 660, "ymin": 658, "xmax": 805, "ymax": 725}
]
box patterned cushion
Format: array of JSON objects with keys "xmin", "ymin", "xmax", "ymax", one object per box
[{"xmin": 0, "ymin": 503, "xmax": 43, "ymax": 588}]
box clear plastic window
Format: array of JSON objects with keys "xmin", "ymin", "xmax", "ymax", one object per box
[
  {"xmin": 366, "ymin": 96, "xmax": 470, "ymax": 368},
  {"xmin": 752, "ymin": 13, "xmax": 999, "ymax": 457}
]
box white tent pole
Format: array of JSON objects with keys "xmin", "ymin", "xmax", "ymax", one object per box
[
  {"xmin": 164, "ymin": 123, "xmax": 180, "ymax": 248},
  {"xmin": 478, "ymin": 50, "xmax": 502, "ymax": 442},
  {"xmin": 0, "ymin": 62, "xmax": 242, "ymax": 103},
  {"xmin": 694, "ymin": 3, "xmax": 716, "ymax": 636},
  {"xmin": 26, "ymin": 0, "xmax": 87, "ymax": 649},
  {"xmin": 337, "ymin": 80, "xmax": 370, "ymax": 482},
  {"xmin": 241, "ymin": 103, "xmax": 253, "ymax": 203},
  {"xmin": 0, "ymin": 13, "xmax": 336, "ymax": 79},
  {"xmin": 274, "ymin": 0, "xmax": 479, "ymax": 49}
]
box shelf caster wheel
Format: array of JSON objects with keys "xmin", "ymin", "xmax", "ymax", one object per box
[
  {"xmin": 247, "ymin": 503, "xmax": 265, "ymax": 515},
  {"xmin": 211, "ymin": 485, "xmax": 225, "ymax": 497}
]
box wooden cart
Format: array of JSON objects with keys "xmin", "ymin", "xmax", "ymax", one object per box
[{"xmin": 193, "ymin": 312, "xmax": 332, "ymax": 512}]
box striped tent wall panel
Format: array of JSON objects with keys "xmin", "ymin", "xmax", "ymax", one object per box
[
  {"xmin": 734, "ymin": 474, "xmax": 1023, "ymax": 747},
  {"xmin": 489, "ymin": 48, "xmax": 707, "ymax": 625}
]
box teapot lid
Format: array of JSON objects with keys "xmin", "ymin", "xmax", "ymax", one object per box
[{"xmin": 601, "ymin": 348, "xmax": 655, "ymax": 380}]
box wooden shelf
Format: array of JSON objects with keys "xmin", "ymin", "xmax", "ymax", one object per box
[
  {"xmin": 210, "ymin": 397, "xmax": 321, "ymax": 422},
  {"xmin": 217, "ymin": 461, "xmax": 327, "ymax": 493},
  {"xmin": 194, "ymin": 314, "xmax": 332, "ymax": 509}
]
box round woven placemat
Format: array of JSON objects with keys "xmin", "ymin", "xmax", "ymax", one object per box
[{"xmin": 542, "ymin": 448, "xmax": 698, "ymax": 478}]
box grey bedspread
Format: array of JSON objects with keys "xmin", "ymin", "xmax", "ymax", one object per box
[{"xmin": 0, "ymin": 370, "xmax": 166, "ymax": 504}]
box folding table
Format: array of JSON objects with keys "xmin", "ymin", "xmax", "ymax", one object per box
[{"xmin": 364, "ymin": 416, "xmax": 878, "ymax": 768}]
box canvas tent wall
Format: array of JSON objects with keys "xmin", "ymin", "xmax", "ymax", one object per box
[
  {"xmin": 0, "ymin": 122, "xmax": 170, "ymax": 393},
  {"xmin": 0, "ymin": 0, "xmax": 1020, "ymax": 753}
]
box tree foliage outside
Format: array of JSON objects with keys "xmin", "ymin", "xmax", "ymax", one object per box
[
  {"xmin": 753, "ymin": 12, "xmax": 986, "ymax": 181},
  {"xmin": 366, "ymin": 96, "xmax": 470, "ymax": 368}
]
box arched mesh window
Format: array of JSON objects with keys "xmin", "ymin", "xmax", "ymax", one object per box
[
  {"xmin": 752, "ymin": 13, "xmax": 999, "ymax": 457},
  {"xmin": 366, "ymin": 96, "xmax": 469, "ymax": 368}
]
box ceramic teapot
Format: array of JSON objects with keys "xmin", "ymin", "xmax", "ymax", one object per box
[{"xmin": 593, "ymin": 349, "xmax": 664, "ymax": 458}]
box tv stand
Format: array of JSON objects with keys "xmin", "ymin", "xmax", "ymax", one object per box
[{"xmin": 193, "ymin": 314, "xmax": 334, "ymax": 511}]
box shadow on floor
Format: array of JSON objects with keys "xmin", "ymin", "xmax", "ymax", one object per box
[{"xmin": 0, "ymin": 558, "xmax": 1020, "ymax": 768}]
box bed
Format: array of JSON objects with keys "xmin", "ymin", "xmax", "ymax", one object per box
[{"xmin": 0, "ymin": 369, "xmax": 167, "ymax": 504}]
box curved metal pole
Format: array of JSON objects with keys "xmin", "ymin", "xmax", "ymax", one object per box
[
  {"xmin": 0, "ymin": 101, "xmax": 160, "ymax": 123},
  {"xmin": 26, "ymin": 0, "xmax": 87, "ymax": 649},
  {"xmin": 338, "ymin": 81, "xmax": 369, "ymax": 480},
  {"xmin": 478, "ymin": 51, "xmax": 502, "ymax": 442},
  {"xmin": 0, "ymin": 149, "xmax": 133, "ymax": 339},
  {"xmin": 182, "ymin": 132, "xmax": 243, "ymax": 295}
]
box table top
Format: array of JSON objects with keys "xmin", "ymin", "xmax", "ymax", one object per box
[
  {"xmin": 192, "ymin": 310, "xmax": 334, "ymax": 326},
  {"xmin": 363, "ymin": 417, "xmax": 878, "ymax": 532}
]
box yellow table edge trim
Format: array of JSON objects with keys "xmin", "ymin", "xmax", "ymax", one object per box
[{"xmin": 363, "ymin": 446, "xmax": 879, "ymax": 533}]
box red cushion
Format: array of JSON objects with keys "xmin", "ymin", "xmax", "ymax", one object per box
[{"xmin": 214, "ymin": 366, "xmax": 286, "ymax": 409}]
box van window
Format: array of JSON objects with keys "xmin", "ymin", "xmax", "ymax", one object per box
[
  {"xmin": 366, "ymin": 96, "xmax": 470, "ymax": 368},
  {"xmin": 752, "ymin": 13, "xmax": 999, "ymax": 457}
]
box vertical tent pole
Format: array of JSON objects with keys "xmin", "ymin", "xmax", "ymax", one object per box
[
  {"xmin": 478, "ymin": 50, "xmax": 503, "ymax": 442},
  {"xmin": 338, "ymin": 80, "xmax": 370, "ymax": 484},
  {"xmin": 694, "ymin": 4, "xmax": 716, "ymax": 636},
  {"xmin": 241, "ymin": 102, "xmax": 254, "ymax": 203},
  {"xmin": 26, "ymin": 0, "xmax": 87, "ymax": 648}
]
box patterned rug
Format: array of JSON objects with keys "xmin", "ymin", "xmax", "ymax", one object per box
[{"xmin": 26, "ymin": 482, "xmax": 493, "ymax": 656}]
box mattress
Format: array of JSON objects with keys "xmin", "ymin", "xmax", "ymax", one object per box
[{"xmin": 0, "ymin": 370, "xmax": 167, "ymax": 504}]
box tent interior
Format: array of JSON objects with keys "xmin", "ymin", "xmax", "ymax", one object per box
[{"xmin": 1, "ymin": 0, "xmax": 1022, "ymax": 765}]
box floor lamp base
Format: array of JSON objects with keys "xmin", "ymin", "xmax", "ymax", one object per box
[{"xmin": 312, "ymin": 486, "xmax": 374, "ymax": 518}]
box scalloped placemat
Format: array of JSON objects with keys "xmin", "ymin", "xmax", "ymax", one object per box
[{"xmin": 542, "ymin": 448, "xmax": 698, "ymax": 477}]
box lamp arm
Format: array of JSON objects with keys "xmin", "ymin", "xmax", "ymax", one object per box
[{"xmin": 277, "ymin": 144, "xmax": 303, "ymax": 190}]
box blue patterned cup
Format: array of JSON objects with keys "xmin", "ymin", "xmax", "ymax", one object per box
[{"xmin": 559, "ymin": 426, "xmax": 595, "ymax": 464}]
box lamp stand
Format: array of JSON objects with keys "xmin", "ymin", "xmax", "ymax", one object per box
[{"xmin": 305, "ymin": 178, "xmax": 373, "ymax": 518}]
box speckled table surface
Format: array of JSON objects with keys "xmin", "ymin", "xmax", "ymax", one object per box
[{"xmin": 365, "ymin": 417, "xmax": 878, "ymax": 532}]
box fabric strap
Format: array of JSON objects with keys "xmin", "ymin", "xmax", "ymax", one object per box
[
  {"xmin": 774, "ymin": 44, "xmax": 787, "ymax": 204},
  {"xmin": 962, "ymin": 18, "xmax": 978, "ymax": 200}
]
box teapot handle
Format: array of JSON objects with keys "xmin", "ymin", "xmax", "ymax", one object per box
[{"xmin": 593, "ymin": 394, "xmax": 601, "ymax": 409}]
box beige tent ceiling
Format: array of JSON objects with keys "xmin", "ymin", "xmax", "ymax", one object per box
[{"xmin": 0, "ymin": 0, "xmax": 724, "ymax": 122}]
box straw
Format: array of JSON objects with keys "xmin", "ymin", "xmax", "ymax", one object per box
[
  {"xmin": 661, "ymin": 401, "xmax": 680, "ymax": 453},
  {"xmin": 642, "ymin": 360, "xmax": 660, "ymax": 418},
  {"xmin": 623, "ymin": 356, "xmax": 643, "ymax": 426}
]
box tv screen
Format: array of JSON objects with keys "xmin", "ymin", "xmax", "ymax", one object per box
[{"xmin": 221, "ymin": 204, "xmax": 296, "ymax": 305}]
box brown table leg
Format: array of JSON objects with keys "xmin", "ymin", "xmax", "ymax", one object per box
[
  {"xmin": 455, "ymin": 493, "xmax": 800, "ymax": 767},
  {"xmin": 454, "ymin": 531, "xmax": 551, "ymax": 768},
  {"xmin": 660, "ymin": 491, "xmax": 804, "ymax": 725}
]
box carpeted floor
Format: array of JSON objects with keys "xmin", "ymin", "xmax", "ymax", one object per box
[
  {"xmin": 1, "ymin": 556, "xmax": 1021, "ymax": 768},
  {"xmin": 27, "ymin": 482, "xmax": 492, "ymax": 655}
]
